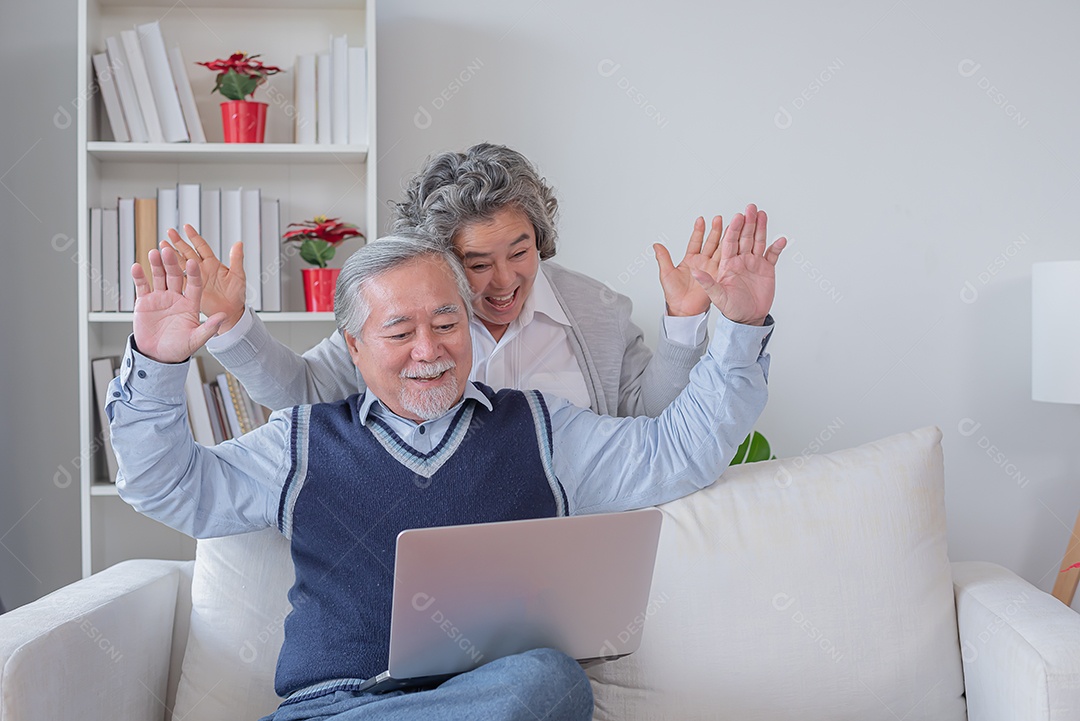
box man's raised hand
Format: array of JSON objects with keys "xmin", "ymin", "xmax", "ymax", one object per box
[
  {"xmin": 690, "ymin": 204, "xmax": 787, "ymax": 326},
  {"xmin": 131, "ymin": 245, "xmax": 228, "ymax": 364},
  {"xmin": 161, "ymin": 224, "xmax": 247, "ymax": 333}
]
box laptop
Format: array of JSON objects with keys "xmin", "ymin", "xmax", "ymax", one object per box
[{"xmin": 357, "ymin": 507, "xmax": 664, "ymax": 693}]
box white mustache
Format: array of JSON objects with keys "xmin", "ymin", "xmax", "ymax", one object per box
[{"xmin": 401, "ymin": 359, "xmax": 455, "ymax": 380}]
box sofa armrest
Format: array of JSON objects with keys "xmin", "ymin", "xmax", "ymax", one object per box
[
  {"xmin": 952, "ymin": 561, "xmax": 1080, "ymax": 721},
  {"xmin": 0, "ymin": 559, "xmax": 191, "ymax": 721}
]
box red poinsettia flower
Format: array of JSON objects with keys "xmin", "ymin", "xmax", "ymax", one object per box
[
  {"xmin": 197, "ymin": 52, "xmax": 283, "ymax": 101},
  {"xmin": 283, "ymin": 215, "xmax": 365, "ymax": 268}
]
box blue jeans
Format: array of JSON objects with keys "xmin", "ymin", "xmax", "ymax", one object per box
[{"xmin": 261, "ymin": 648, "xmax": 594, "ymax": 721}]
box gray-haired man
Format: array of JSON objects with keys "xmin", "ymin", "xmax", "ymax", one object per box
[{"xmin": 109, "ymin": 221, "xmax": 785, "ymax": 720}]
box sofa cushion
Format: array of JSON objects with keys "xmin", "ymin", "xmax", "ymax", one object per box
[
  {"xmin": 588, "ymin": 426, "xmax": 967, "ymax": 721},
  {"xmin": 172, "ymin": 528, "xmax": 291, "ymax": 721}
]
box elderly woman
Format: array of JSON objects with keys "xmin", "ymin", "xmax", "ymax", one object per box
[{"xmin": 168, "ymin": 143, "xmax": 776, "ymax": 416}]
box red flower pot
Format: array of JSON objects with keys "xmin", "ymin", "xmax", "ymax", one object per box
[
  {"xmin": 220, "ymin": 100, "xmax": 268, "ymax": 143},
  {"xmin": 302, "ymin": 267, "xmax": 340, "ymax": 312}
]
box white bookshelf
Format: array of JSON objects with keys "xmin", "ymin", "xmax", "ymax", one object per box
[{"xmin": 77, "ymin": 0, "xmax": 377, "ymax": 577}]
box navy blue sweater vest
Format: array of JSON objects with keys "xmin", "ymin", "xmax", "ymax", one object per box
[{"xmin": 273, "ymin": 384, "xmax": 568, "ymax": 698}]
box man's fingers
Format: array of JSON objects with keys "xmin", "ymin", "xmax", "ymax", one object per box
[
  {"xmin": 720, "ymin": 213, "xmax": 743, "ymax": 262},
  {"xmin": 738, "ymin": 203, "xmax": 758, "ymax": 255},
  {"xmin": 132, "ymin": 263, "xmax": 151, "ymax": 298},
  {"xmin": 166, "ymin": 228, "xmax": 198, "ymax": 261},
  {"xmin": 160, "ymin": 245, "xmax": 186, "ymax": 291},
  {"xmin": 753, "ymin": 210, "xmax": 768, "ymax": 256},
  {"xmin": 764, "ymin": 237, "xmax": 788, "ymax": 265},
  {"xmin": 702, "ymin": 215, "xmax": 723, "ymax": 259},
  {"xmin": 190, "ymin": 312, "xmax": 228, "ymax": 352},
  {"xmin": 684, "ymin": 217, "xmax": 706, "ymax": 257},
  {"xmin": 185, "ymin": 224, "xmax": 218, "ymax": 262},
  {"xmin": 227, "ymin": 241, "xmax": 245, "ymax": 275},
  {"xmin": 653, "ymin": 243, "xmax": 676, "ymax": 275},
  {"xmin": 148, "ymin": 248, "xmax": 167, "ymax": 293}
]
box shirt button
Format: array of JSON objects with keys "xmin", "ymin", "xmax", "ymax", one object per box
[
  {"xmin": 418, "ymin": 426, "xmax": 426, "ymax": 435},
  {"xmin": 112, "ymin": 391, "xmax": 121, "ymax": 398},
  {"xmin": 137, "ymin": 370, "xmax": 147, "ymax": 379},
  {"xmin": 126, "ymin": 358, "xmax": 131, "ymax": 367}
]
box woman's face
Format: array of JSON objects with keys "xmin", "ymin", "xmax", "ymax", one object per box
[{"xmin": 453, "ymin": 207, "xmax": 541, "ymax": 336}]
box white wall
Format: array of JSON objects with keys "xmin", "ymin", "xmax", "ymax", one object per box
[
  {"xmin": 2, "ymin": 0, "xmax": 1077, "ymax": 610},
  {"xmin": 375, "ymin": 0, "xmax": 1080, "ymax": 602},
  {"xmin": 0, "ymin": 0, "xmax": 81, "ymax": 609}
]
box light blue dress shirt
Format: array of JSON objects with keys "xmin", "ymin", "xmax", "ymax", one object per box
[{"xmin": 107, "ymin": 313, "xmax": 773, "ymax": 538}]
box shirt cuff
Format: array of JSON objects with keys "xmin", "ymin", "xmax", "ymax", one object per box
[
  {"xmin": 114, "ymin": 335, "xmax": 190, "ymax": 404},
  {"xmin": 662, "ymin": 311, "xmax": 709, "ymax": 347},
  {"xmin": 205, "ymin": 306, "xmax": 255, "ymax": 353},
  {"xmin": 707, "ymin": 313, "xmax": 775, "ymax": 368}
]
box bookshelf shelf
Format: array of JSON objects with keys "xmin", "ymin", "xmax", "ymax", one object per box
[
  {"xmin": 78, "ymin": 0, "xmax": 376, "ymax": 577},
  {"xmin": 88, "ymin": 142, "xmax": 369, "ymax": 164},
  {"xmin": 89, "ymin": 311, "xmax": 337, "ymax": 323}
]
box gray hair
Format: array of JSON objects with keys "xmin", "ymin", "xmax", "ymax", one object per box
[
  {"xmin": 334, "ymin": 235, "xmax": 474, "ymax": 340},
  {"xmin": 389, "ymin": 143, "xmax": 559, "ymax": 260}
]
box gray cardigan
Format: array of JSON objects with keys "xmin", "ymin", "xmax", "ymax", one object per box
[{"xmin": 210, "ymin": 261, "xmax": 706, "ymax": 417}]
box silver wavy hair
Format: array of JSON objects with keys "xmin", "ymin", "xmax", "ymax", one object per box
[
  {"xmin": 334, "ymin": 235, "xmax": 474, "ymax": 340},
  {"xmin": 389, "ymin": 143, "xmax": 559, "ymax": 260}
]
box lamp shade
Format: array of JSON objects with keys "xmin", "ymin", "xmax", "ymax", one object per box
[{"xmin": 1032, "ymin": 261, "xmax": 1080, "ymax": 403}]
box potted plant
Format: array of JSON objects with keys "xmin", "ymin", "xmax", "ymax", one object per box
[
  {"xmin": 197, "ymin": 52, "xmax": 283, "ymax": 143},
  {"xmin": 283, "ymin": 215, "xmax": 365, "ymax": 311}
]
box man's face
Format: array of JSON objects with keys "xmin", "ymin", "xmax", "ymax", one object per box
[{"xmin": 344, "ymin": 256, "xmax": 473, "ymax": 422}]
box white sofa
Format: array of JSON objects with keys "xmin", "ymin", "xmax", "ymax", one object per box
[{"xmin": 3, "ymin": 427, "xmax": 1080, "ymax": 720}]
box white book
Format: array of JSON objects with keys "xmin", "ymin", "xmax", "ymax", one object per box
[
  {"xmin": 136, "ymin": 21, "xmax": 188, "ymax": 143},
  {"xmin": 118, "ymin": 197, "xmax": 136, "ymax": 311},
  {"xmin": 120, "ymin": 29, "xmax": 165, "ymax": 143},
  {"xmin": 317, "ymin": 52, "xmax": 331, "ymax": 145},
  {"xmin": 101, "ymin": 208, "xmax": 120, "ymax": 312},
  {"xmin": 294, "ymin": 53, "xmax": 317, "ymax": 144},
  {"xmin": 177, "ymin": 183, "xmax": 201, "ymax": 237},
  {"xmin": 241, "ymin": 188, "xmax": 262, "ymax": 310},
  {"xmin": 91, "ymin": 357, "xmax": 121, "ymax": 482},
  {"xmin": 201, "ymin": 189, "xmax": 221, "ymax": 260},
  {"xmin": 260, "ymin": 198, "xmax": 281, "ymax": 312},
  {"xmin": 331, "ymin": 35, "xmax": 349, "ymax": 145},
  {"xmin": 90, "ymin": 208, "xmax": 103, "ymax": 312},
  {"xmin": 105, "ymin": 36, "xmax": 148, "ymax": 143},
  {"xmin": 157, "ymin": 187, "xmax": 178, "ymax": 248},
  {"xmin": 92, "ymin": 53, "xmax": 129, "ymax": 142},
  {"xmin": 221, "ymin": 189, "xmax": 242, "ymax": 280},
  {"xmin": 347, "ymin": 47, "xmax": 367, "ymax": 145},
  {"xmin": 216, "ymin": 372, "xmax": 244, "ymax": 438},
  {"xmin": 185, "ymin": 358, "xmax": 216, "ymax": 446},
  {"xmin": 167, "ymin": 44, "xmax": 205, "ymax": 143}
]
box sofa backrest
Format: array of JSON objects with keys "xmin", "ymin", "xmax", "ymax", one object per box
[{"xmin": 172, "ymin": 426, "xmax": 967, "ymax": 721}]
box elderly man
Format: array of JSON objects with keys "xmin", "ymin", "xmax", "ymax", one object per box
[{"xmin": 108, "ymin": 216, "xmax": 785, "ymax": 721}]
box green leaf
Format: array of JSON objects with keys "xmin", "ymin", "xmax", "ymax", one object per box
[
  {"xmin": 729, "ymin": 430, "xmax": 776, "ymax": 466},
  {"xmin": 214, "ymin": 69, "xmax": 259, "ymax": 101},
  {"xmin": 299, "ymin": 239, "xmax": 336, "ymax": 268}
]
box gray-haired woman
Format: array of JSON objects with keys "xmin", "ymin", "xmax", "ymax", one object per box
[{"xmin": 166, "ymin": 143, "xmax": 777, "ymax": 417}]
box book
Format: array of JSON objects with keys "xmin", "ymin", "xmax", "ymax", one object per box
[
  {"xmin": 101, "ymin": 208, "xmax": 120, "ymax": 312},
  {"xmin": 221, "ymin": 189, "xmax": 242, "ymax": 279},
  {"xmin": 136, "ymin": 21, "xmax": 189, "ymax": 143},
  {"xmin": 260, "ymin": 197, "xmax": 281, "ymax": 312},
  {"xmin": 92, "ymin": 53, "xmax": 129, "ymax": 142},
  {"xmin": 184, "ymin": 357, "xmax": 216, "ymax": 445},
  {"xmin": 135, "ymin": 197, "xmax": 158, "ymax": 283},
  {"xmin": 167, "ymin": 44, "xmax": 206, "ymax": 143},
  {"xmin": 241, "ymin": 188, "xmax": 262, "ymax": 310},
  {"xmin": 203, "ymin": 379, "xmax": 226, "ymax": 442},
  {"xmin": 294, "ymin": 53, "xmax": 317, "ymax": 144},
  {"xmin": 348, "ymin": 47, "xmax": 367, "ymax": 145},
  {"xmin": 105, "ymin": 36, "xmax": 148, "ymax": 143},
  {"xmin": 157, "ymin": 187, "xmax": 177, "ymax": 248},
  {"xmin": 331, "ymin": 35, "xmax": 349, "ymax": 145},
  {"xmin": 201, "ymin": 189, "xmax": 221, "ymax": 259},
  {"xmin": 91, "ymin": 357, "xmax": 120, "ymax": 482},
  {"xmin": 207, "ymin": 380, "xmax": 232, "ymax": 442},
  {"xmin": 90, "ymin": 208, "xmax": 103, "ymax": 312},
  {"xmin": 118, "ymin": 197, "xmax": 136, "ymax": 311},
  {"xmin": 217, "ymin": 372, "xmax": 244, "ymax": 438},
  {"xmin": 120, "ymin": 29, "xmax": 165, "ymax": 144},
  {"xmin": 317, "ymin": 52, "xmax": 331, "ymax": 145},
  {"xmin": 177, "ymin": 183, "xmax": 201, "ymax": 237}
]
